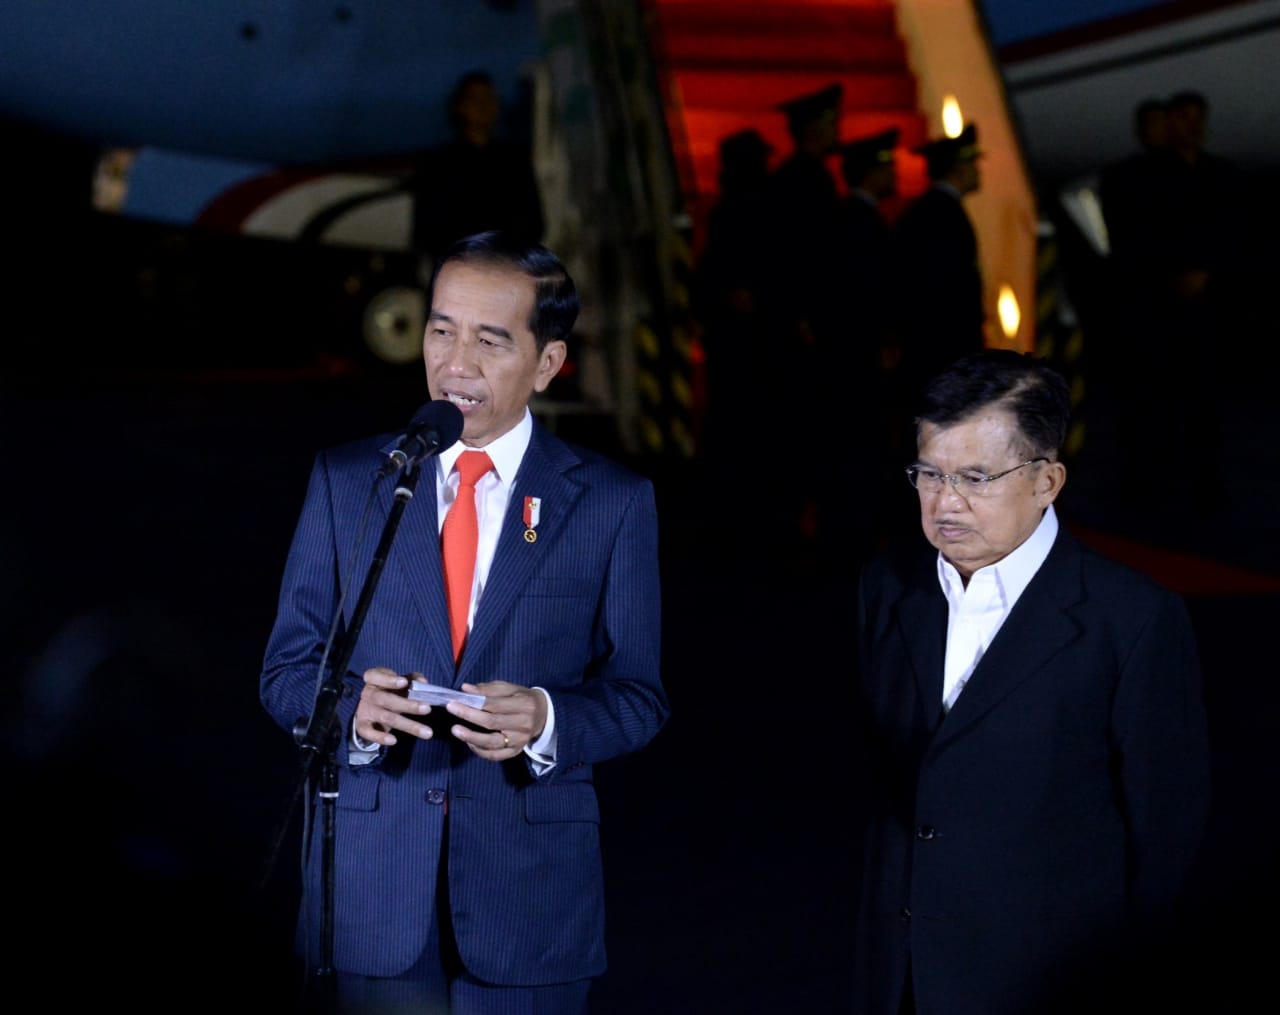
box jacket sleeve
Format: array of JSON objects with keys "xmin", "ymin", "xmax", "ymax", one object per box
[
  {"xmin": 538, "ymin": 477, "xmax": 668, "ymax": 773},
  {"xmin": 1111, "ymin": 586, "xmax": 1211, "ymax": 919},
  {"xmin": 259, "ymin": 451, "xmax": 365, "ymax": 766}
]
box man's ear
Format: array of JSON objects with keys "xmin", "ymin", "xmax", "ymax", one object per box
[
  {"xmin": 1038, "ymin": 460, "xmax": 1068, "ymax": 506},
  {"xmin": 533, "ymin": 340, "xmax": 568, "ymax": 392}
]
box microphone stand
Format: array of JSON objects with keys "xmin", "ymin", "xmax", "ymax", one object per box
[{"xmin": 262, "ymin": 460, "xmax": 425, "ymax": 1014}]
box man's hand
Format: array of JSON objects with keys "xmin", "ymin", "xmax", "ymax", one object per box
[
  {"xmin": 354, "ymin": 667, "xmax": 434, "ymax": 747},
  {"xmin": 445, "ymin": 681, "xmax": 547, "ymax": 760}
]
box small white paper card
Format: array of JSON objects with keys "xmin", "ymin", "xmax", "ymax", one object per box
[{"xmin": 407, "ymin": 683, "xmax": 486, "ymax": 709}]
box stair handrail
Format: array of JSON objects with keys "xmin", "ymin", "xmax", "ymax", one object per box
[{"xmin": 535, "ymin": 0, "xmax": 698, "ymax": 458}]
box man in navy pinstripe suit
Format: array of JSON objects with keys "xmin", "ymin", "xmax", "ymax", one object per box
[{"xmin": 261, "ymin": 231, "xmax": 669, "ymax": 1013}]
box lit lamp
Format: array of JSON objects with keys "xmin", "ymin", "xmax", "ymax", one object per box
[
  {"xmin": 941, "ymin": 95, "xmax": 963, "ymax": 138},
  {"xmin": 997, "ymin": 284, "xmax": 1021, "ymax": 345}
]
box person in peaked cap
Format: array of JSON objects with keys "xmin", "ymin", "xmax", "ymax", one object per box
[
  {"xmin": 759, "ymin": 82, "xmax": 846, "ymax": 547},
  {"xmin": 913, "ymin": 121, "xmax": 983, "ymax": 181},
  {"xmin": 841, "ymin": 126, "xmax": 901, "ymax": 193},
  {"xmin": 776, "ymin": 81, "xmax": 844, "ymax": 144},
  {"xmin": 828, "ymin": 125, "xmax": 904, "ymax": 569},
  {"xmin": 692, "ymin": 127, "xmax": 776, "ymax": 526},
  {"xmin": 883, "ymin": 121, "xmax": 988, "ymax": 476},
  {"xmin": 716, "ymin": 127, "xmax": 774, "ymax": 189}
]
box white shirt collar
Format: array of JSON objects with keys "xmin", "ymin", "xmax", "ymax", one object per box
[
  {"xmin": 937, "ymin": 503, "xmax": 1059, "ymax": 604},
  {"xmin": 437, "ymin": 408, "xmax": 533, "ymax": 485}
]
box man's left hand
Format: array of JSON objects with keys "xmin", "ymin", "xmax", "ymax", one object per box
[{"xmin": 445, "ymin": 680, "xmax": 546, "ymax": 760}]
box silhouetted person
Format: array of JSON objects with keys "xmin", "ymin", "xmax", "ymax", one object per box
[
  {"xmin": 1099, "ymin": 96, "xmax": 1173, "ymax": 283},
  {"xmin": 1158, "ymin": 90, "xmax": 1243, "ymax": 512},
  {"xmin": 408, "ymin": 70, "xmax": 544, "ymax": 279},
  {"xmin": 1095, "ymin": 98, "xmax": 1179, "ymax": 500},
  {"xmin": 825, "ymin": 126, "xmax": 903, "ymax": 569},
  {"xmin": 837, "ymin": 126, "xmax": 900, "ymax": 385},
  {"xmin": 1162, "ymin": 90, "xmax": 1244, "ymax": 321},
  {"xmin": 761, "ymin": 83, "xmax": 844, "ymax": 360},
  {"xmin": 887, "ymin": 122, "xmax": 987, "ymax": 408},
  {"xmin": 1098, "ymin": 91, "xmax": 1241, "ymax": 517},
  {"xmin": 760, "ymin": 82, "xmax": 845, "ymax": 545},
  {"xmin": 692, "ymin": 128, "xmax": 774, "ymax": 504}
]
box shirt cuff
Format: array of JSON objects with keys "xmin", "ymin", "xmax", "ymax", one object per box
[
  {"xmin": 525, "ymin": 687, "xmax": 557, "ymax": 773},
  {"xmin": 350, "ymin": 725, "xmax": 382, "ymax": 766}
]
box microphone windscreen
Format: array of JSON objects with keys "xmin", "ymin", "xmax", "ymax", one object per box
[{"xmin": 411, "ymin": 399, "xmax": 464, "ymax": 450}]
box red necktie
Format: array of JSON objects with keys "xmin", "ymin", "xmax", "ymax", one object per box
[{"xmin": 442, "ymin": 450, "xmax": 493, "ymax": 662}]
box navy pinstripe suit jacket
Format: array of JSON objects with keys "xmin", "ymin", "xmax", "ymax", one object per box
[{"xmin": 260, "ymin": 419, "xmax": 668, "ymax": 983}]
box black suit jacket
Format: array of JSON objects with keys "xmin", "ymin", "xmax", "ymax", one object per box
[{"xmin": 852, "ymin": 525, "xmax": 1210, "ymax": 1015}]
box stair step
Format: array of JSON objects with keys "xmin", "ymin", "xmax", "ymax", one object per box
[
  {"xmin": 658, "ymin": 31, "xmax": 909, "ymax": 70},
  {"xmin": 649, "ymin": 0, "xmax": 932, "ymax": 239},
  {"xmin": 652, "ymin": 1, "xmax": 899, "ymax": 38},
  {"xmin": 671, "ymin": 68, "xmax": 917, "ymax": 112}
]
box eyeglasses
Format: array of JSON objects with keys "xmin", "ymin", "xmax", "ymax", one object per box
[{"xmin": 905, "ymin": 458, "xmax": 1049, "ymax": 497}]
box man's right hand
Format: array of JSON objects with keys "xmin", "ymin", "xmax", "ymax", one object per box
[{"xmin": 354, "ymin": 667, "xmax": 434, "ymax": 747}]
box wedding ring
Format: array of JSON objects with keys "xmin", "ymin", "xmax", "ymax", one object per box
[{"xmin": 502, "ymin": 733, "xmax": 510, "ymax": 749}]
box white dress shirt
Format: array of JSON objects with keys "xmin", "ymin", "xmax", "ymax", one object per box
[
  {"xmin": 936, "ymin": 505, "xmax": 1059, "ymax": 712},
  {"xmin": 435, "ymin": 412, "xmax": 529, "ymax": 635},
  {"xmin": 353, "ymin": 408, "xmax": 557, "ymax": 769}
]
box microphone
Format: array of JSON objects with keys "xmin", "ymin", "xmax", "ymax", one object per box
[{"xmin": 377, "ymin": 400, "xmax": 465, "ymax": 477}]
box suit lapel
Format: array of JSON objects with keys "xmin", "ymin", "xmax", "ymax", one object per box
[
  {"xmin": 380, "ymin": 459, "xmax": 454, "ymax": 674},
  {"xmin": 893, "ymin": 558, "xmax": 948, "ymax": 737},
  {"xmin": 458, "ymin": 427, "xmax": 582, "ymax": 682},
  {"xmin": 933, "ymin": 530, "xmax": 1085, "ymax": 746}
]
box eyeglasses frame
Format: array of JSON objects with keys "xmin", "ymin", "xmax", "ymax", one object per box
[{"xmin": 905, "ymin": 457, "xmax": 1050, "ymax": 496}]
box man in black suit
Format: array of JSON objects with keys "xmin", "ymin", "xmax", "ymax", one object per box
[{"xmin": 851, "ymin": 349, "xmax": 1210, "ymax": 1014}]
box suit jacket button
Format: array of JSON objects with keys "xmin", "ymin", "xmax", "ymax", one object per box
[
  {"xmin": 425, "ymin": 788, "xmax": 446, "ymax": 805},
  {"xmin": 915, "ymin": 825, "xmax": 937, "ymax": 840}
]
